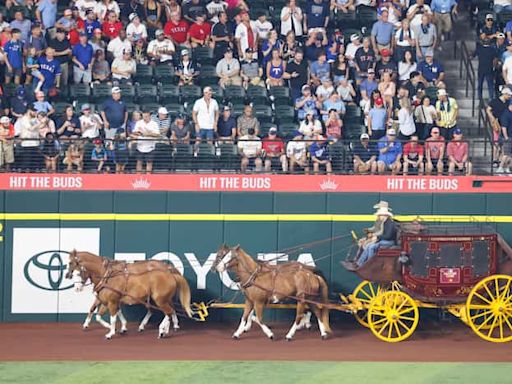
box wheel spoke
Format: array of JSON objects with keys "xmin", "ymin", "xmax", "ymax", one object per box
[
  {"xmin": 387, "ymin": 321, "xmax": 393, "ymax": 339},
  {"xmin": 476, "ymin": 313, "xmax": 495, "ymax": 331},
  {"xmin": 398, "ymin": 307, "xmax": 415, "ymax": 316},
  {"xmin": 378, "ymin": 320, "xmax": 390, "ymax": 335},
  {"xmin": 397, "ymin": 318, "xmax": 412, "ymax": 332},
  {"xmin": 359, "ymin": 289, "xmax": 373, "ymax": 301},
  {"xmin": 487, "ymin": 314, "xmax": 499, "ymax": 338},
  {"xmin": 399, "ymin": 316, "xmax": 417, "ymax": 322},
  {"xmin": 472, "ymin": 292, "xmax": 492, "ymax": 305},
  {"xmin": 500, "ymin": 279, "xmax": 511, "ymax": 301},
  {"xmin": 369, "ymin": 283, "xmax": 376, "ymax": 297},
  {"xmin": 495, "ymin": 277, "xmax": 500, "ymax": 299},
  {"xmin": 469, "ymin": 309, "xmax": 493, "ymax": 321},
  {"xmin": 372, "ymin": 317, "xmax": 388, "ymax": 326},
  {"xmin": 483, "ymin": 283, "xmax": 494, "ymax": 300},
  {"xmin": 393, "ymin": 321, "xmax": 402, "ymax": 338},
  {"xmin": 502, "ymin": 314, "xmax": 512, "ymax": 332},
  {"xmin": 499, "ymin": 314, "xmax": 504, "ymax": 340},
  {"xmin": 395, "ymin": 297, "xmax": 408, "ymax": 313}
]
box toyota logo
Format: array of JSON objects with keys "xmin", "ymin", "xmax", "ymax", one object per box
[{"xmin": 23, "ymin": 250, "xmax": 73, "ymax": 291}]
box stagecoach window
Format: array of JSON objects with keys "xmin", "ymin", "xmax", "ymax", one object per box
[
  {"xmin": 409, "ymin": 242, "xmax": 430, "ymax": 277},
  {"xmin": 439, "ymin": 244, "xmax": 462, "ymax": 267},
  {"xmin": 472, "ymin": 240, "xmax": 490, "ymax": 277}
]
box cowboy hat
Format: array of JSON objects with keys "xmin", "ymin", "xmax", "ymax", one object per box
[
  {"xmin": 374, "ymin": 207, "xmax": 393, "ymax": 217},
  {"xmin": 373, "ymin": 201, "xmax": 392, "ymax": 211}
]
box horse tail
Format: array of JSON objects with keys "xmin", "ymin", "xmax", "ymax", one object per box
[
  {"xmin": 174, "ymin": 273, "xmax": 193, "ymax": 318},
  {"xmin": 317, "ymin": 276, "xmax": 331, "ymax": 334}
]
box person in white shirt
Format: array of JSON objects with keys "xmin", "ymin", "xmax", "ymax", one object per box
[
  {"xmin": 192, "ymin": 86, "xmax": 219, "ymax": 144},
  {"xmin": 126, "ymin": 13, "xmax": 148, "ymax": 43},
  {"xmin": 79, "ymin": 104, "xmax": 103, "ymax": 139},
  {"xmin": 75, "ymin": 0, "xmax": 99, "ymax": 19},
  {"xmin": 237, "ymin": 127, "xmax": 262, "ymax": 172},
  {"xmin": 407, "ymin": 0, "xmax": 432, "ymax": 32},
  {"xmin": 107, "ymin": 29, "xmax": 133, "ymax": 60},
  {"xmin": 216, "ymin": 48, "xmax": 242, "ymax": 88},
  {"xmin": 503, "ymin": 55, "xmax": 512, "ymax": 85},
  {"xmin": 111, "ymin": 49, "xmax": 136, "ymax": 83},
  {"xmin": 147, "ymin": 29, "xmax": 175, "ymax": 64},
  {"xmin": 397, "ymin": 97, "xmax": 416, "ymax": 139},
  {"xmin": 286, "ymin": 132, "xmax": 309, "ymax": 173},
  {"xmin": 280, "ymin": 0, "xmax": 304, "ymax": 38},
  {"xmin": 206, "ymin": 0, "xmax": 227, "ymax": 24},
  {"xmin": 235, "ymin": 11, "xmax": 258, "ymax": 60},
  {"xmin": 254, "ymin": 13, "xmax": 273, "ymax": 40},
  {"xmin": 345, "ymin": 34, "xmax": 362, "ymax": 67},
  {"xmin": 130, "ymin": 109, "xmax": 160, "ymax": 173},
  {"xmin": 95, "ymin": 0, "xmax": 120, "ymax": 20}
]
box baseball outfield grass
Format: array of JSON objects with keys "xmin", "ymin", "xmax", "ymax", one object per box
[{"xmin": 1, "ymin": 362, "xmax": 511, "ymax": 384}]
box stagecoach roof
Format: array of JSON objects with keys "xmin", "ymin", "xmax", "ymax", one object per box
[{"xmin": 402, "ymin": 223, "xmax": 498, "ymax": 236}]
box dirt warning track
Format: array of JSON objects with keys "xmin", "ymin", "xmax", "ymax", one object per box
[{"xmin": 1, "ymin": 321, "xmax": 511, "ymax": 362}]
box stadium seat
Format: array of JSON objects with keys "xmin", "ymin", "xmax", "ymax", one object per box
[
  {"xmin": 330, "ymin": 142, "xmax": 348, "ymax": 174},
  {"xmin": 172, "ymin": 144, "xmax": 194, "ymax": 170},
  {"xmin": 274, "ymin": 105, "xmax": 295, "ymax": 124},
  {"xmin": 165, "ymin": 103, "xmax": 185, "ymax": 117},
  {"xmin": 260, "ymin": 122, "xmax": 275, "ymax": 137},
  {"xmin": 269, "ymin": 86, "xmax": 291, "ymax": 106},
  {"xmin": 254, "ymin": 105, "xmax": 273, "ymax": 123},
  {"xmin": 247, "ymin": 86, "xmax": 269, "ymax": 105},
  {"xmin": 198, "ymin": 65, "xmax": 218, "ymax": 86},
  {"xmin": 70, "ymin": 83, "xmax": 91, "ymax": 103},
  {"xmin": 118, "ymin": 84, "xmax": 136, "ymax": 102},
  {"xmin": 195, "ymin": 143, "xmax": 217, "ymax": 171},
  {"xmin": 193, "ymin": 46, "xmax": 214, "ymax": 65},
  {"xmin": 153, "ymin": 143, "xmax": 173, "ymax": 171},
  {"xmin": 123, "ymin": 102, "xmax": 140, "ymax": 114},
  {"xmin": 53, "ymin": 102, "xmax": 71, "ymax": 117},
  {"xmin": 279, "ymin": 122, "xmax": 298, "ymax": 138},
  {"xmin": 224, "ymin": 85, "xmax": 246, "ymax": 104},
  {"xmin": 136, "ymin": 84, "xmax": 158, "ymax": 103},
  {"xmin": 134, "ymin": 64, "xmax": 154, "ymax": 84},
  {"xmin": 218, "ymin": 143, "xmax": 239, "ymax": 171},
  {"xmin": 158, "ymin": 84, "xmax": 180, "ymax": 104},
  {"xmin": 91, "ymin": 84, "xmax": 113, "ymax": 104},
  {"xmin": 153, "ymin": 65, "xmax": 175, "ymax": 84},
  {"xmin": 231, "ymin": 103, "xmax": 246, "ymax": 117}
]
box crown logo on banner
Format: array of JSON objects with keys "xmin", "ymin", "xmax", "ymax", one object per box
[
  {"xmin": 319, "ymin": 178, "xmax": 339, "ymax": 191},
  {"xmin": 131, "ymin": 178, "xmax": 151, "ymax": 189}
]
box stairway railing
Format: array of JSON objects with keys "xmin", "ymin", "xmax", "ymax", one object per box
[{"xmin": 458, "ymin": 41, "xmax": 477, "ymax": 118}]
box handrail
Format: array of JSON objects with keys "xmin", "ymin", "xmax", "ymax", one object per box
[
  {"xmin": 478, "ymin": 101, "xmax": 494, "ymax": 166},
  {"xmin": 458, "ymin": 41, "xmax": 477, "ymax": 118}
]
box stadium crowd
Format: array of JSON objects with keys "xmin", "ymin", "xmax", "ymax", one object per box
[{"xmin": 0, "ymin": 0, "xmax": 476, "ymax": 175}]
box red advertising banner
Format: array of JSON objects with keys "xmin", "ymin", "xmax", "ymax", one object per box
[{"xmin": 1, "ymin": 173, "xmax": 511, "ymax": 193}]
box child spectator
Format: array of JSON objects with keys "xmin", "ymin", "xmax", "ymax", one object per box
[{"xmin": 91, "ymin": 138, "xmax": 108, "ymax": 172}]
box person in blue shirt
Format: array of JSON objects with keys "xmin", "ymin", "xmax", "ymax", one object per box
[
  {"xmin": 100, "ymin": 87, "xmax": 128, "ymax": 139},
  {"xmin": 91, "ymin": 138, "xmax": 108, "ymax": 172},
  {"xmin": 310, "ymin": 52, "xmax": 330, "ymax": 87},
  {"xmin": 4, "ymin": 29, "xmax": 24, "ymax": 85},
  {"xmin": 305, "ymin": 0, "xmax": 330, "ymax": 30},
  {"xmin": 217, "ymin": 105, "xmax": 237, "ymax": 140},
  {"xmin": 368, "ymin": 96, "xmax": 388, "ymax": 140},
  {"xmin": 295, "ymin": 85, "xmax": 319, "ymax": 120},
  {"xmin": 309, "ymin": 135, "xmax": 332, "ymax": 174},
  {"xmin": 72, "ymin": 33, "xmax": 94, "ymax": 84},
  {"xmin": 417, "ymin": 52, "xmax": 445, "ymax": 85},
  {"xmin": 371, "ymin": 9, "xmax": 394, "ymax": 53},
  {"xmin": 377, "ymin": 128, "xmax": 402, "ymax": 174},
  {"xmin": 430, "ymin": 0, "xmax": 458, "ymax": 42},
  {"xmin": 36, "ymin": 0, "xmax": 58, "ymax": 31},
  {"xmin": 83, "ymin": 9, "xmax": 102, "ymax": 38},
  {"xmin": 37, "ymin": 47, "xmax": 62, "ymax": 91}
]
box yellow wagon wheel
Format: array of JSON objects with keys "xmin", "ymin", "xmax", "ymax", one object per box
[
  {"xmin": 368, "ymin": 291, "xmax": 419, "ymax": 343},
  {"xmin": 352, "ymin": 281, "xmax": 383, "ymax": 328},
  {"xmin": 466, "ymin": 274, "xmax": 512, "ymax": 343}
]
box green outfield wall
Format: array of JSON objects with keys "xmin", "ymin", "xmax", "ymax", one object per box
[{"xmin": 2, "ymin": 191, "xmax": 512, "ymax": 323}]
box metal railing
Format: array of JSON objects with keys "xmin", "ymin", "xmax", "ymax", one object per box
[
  {"xmin": 1, "ymin": 138, "xmax": 495, "ymax": 176},
  {"xmin": 458, "ymin": 41, "xmax": 477, "ymax": 118}
]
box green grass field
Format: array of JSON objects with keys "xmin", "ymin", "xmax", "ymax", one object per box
[{"xmin": 1, "ymin": 362, "xmax": 511, "ymax": 384}]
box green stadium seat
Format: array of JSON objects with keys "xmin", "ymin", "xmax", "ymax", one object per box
[
  {"xmin": 134, "ymin": 64, "xmax": 154, "ymax": 84},
  {"xmin": 136, "ymin": 84, "xmax": 158, "ymax": 103}
]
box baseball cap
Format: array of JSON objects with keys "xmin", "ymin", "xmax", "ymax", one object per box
[
  {"xmin": 425, "ymin": 48, "xmax": 434, "ymax": 57},
  {"xmin": 64, "ymin": 9, "xmax": 72, "ymax": 16},
  {"xmin": 129, "ymin": 13, "xmax": 138, "ymax": 21},
  {"xmin": 452, "ymin": 128, "xmax": 462, "ymax": 135},
  {"xmin": 81, "ymin": 103, "xmax": 91, "ymax": 111},
  {"xmin": 367, "ymin": 68, "xmax": 375, "ymax": 74},
  {"xmin": 301, "ymin": 84, "xmax": 310, "ymax": 92},
  {"xmin": 245, "ymin": 47, "xmax": 254, "ymax": 53},
  {"xmin": 375, "ymin": 97, "xmax": 384, "ymax": 106},
  {"xmin": 225, "ymin": 47, "xmax": 233, "ymax": 53},
  {"xmin": 158, "ymin": 107, "xmax": 168, "ymax": 115},
  {"xmin": 0, "ymin": 116, "xmax": 10, "ymax": 124},
  {"xmin": 181, "ymin": 49, "xmax": 189, "ymax": 56},
  {"xmin": 111, "ymin": 86, "xmax": 121, "ymax": 94},
  {"xmin": 388, "ymin": 128, "xmax": 396, "ymax": 136},
  {"xmin": 360, "ymin": 133, "xmax": 370, "ymax": 140},
  {"xmin": 380, "ymin": 49, "xmax": 391, "ymax": 57},
  {"xmin": 498, "ymin": 32, "xmax": 506, "ymax": 39},
  {"xmin": 155, "ymin": 29, "xmax": 164, "ymax": 37},
  {"xmin": 79, "ymin": 31, "xmax": 87, "ymax": 37},
  {"xmin": 223, "ymin": 105, "xmax": 231, "ymax": 111},
  {"xmin": 409, "ymin": 71, "xmax": 420, "ymax": 79},
  {"xmin": 269, "ymin": 126, "xmax": 278, "ymax": 134},
  {"xmin": 486, "ymin": 13, "xmax": 494, "ymax": 20},
  {"xmin": 350, "ymin": 33, "xmax": 360, "ymax": 42},
  {"xmin": 437, "ymin": 88, "xmax": 448, "ymax": 97},
  {"xmin": 93, "ymin": 138, "xmax": 102, "ymax": 145},
  {"xmin": 502, "ymin": 87, "xmax": 512, "ymax": 96}
]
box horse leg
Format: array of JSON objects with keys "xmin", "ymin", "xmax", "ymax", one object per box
[
  {"xmin": 138, "ymin": 309, "xmax": 153, "ymax": 332},
  {"xmin": 153, "ymin": 299, "xmax": 174, "ymax": 339},
  {"xmin": 83, "ymin": 298, "xmax": 99, "ymax": 329},
  {"xmin": 243, "ymin": 309, "xmax": 254, "ymax": 332},
  {"xmin": 251, "ymin": 301, "xmax": 274, "ymax": 340},
  {"xmin": 118, "ymin": 308, "xmax": 128, "ymax": 334},
  {"xmin": 286, "ymin": 301, "xmax": 306, "ymax": 341},
  {"xmin": 105, "ymin": 302, "xmax": 119, "ymax": 340},
  {"xmin": 233, "ymin": 300, "xmax": 253, "ymax": 339},
  {"xmin": 311, "ymin": 305, "xmax": 328, "ymax": 340},
  {"xmin": 95, "ymin": 304, "xmax": 111, "ymax": 329},
  {"xmin": 171, "ymin": 311, "xmax": 180, "ymax": 331},
  {"xmin": 297, "ymin": 311, "xmax": 312, "ymax": 331}
]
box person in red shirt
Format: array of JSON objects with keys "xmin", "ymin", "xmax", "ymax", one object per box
[
  {"xmin": 188, "ymin": 13, "xmax": 211, "ymax": 48},
  {"xmin": 447, "ymin": 128, "xmax": 472, "ymax": 175},
  {"xmin": 102, "ymin": 11, "xmax": 123, "ymax": 40},
  {"xmin": 262, "ymin": 126, "xmax": 287, "ymax": 173},
  {"xmin": 402, "ymin": 135, "xmax": 424, "ymax": 175},
  {"xmin": 0, "ymin": 116, "xmax": 15, "ymax": 171},
  {"xmin": 164, "ymin": 10, "xmax": 190, "ymax": 46},
  {"xmin": 425, "ymin": 126, "xmax": 445, "ymax": 175}
]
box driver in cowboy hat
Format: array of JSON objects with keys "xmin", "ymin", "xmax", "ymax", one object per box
[{"xmin": 357, "ymin": 201, "xmax": 393, "ymax": 249}]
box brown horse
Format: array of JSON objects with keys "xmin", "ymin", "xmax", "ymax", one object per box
[
  {"xmin": 79, "ymin": 260, "xmax": 182, "ymax": 333},
  {"xmin": 211, "ymin": 244, "xmax": 331, "ymax": 341},
  {"xmin": 66, "ymin": 250, "xmax": 193, "ymax": 339}
]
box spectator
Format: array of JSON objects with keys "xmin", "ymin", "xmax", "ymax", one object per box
[
  {"xmin": 417, "ymin": 51, "xmax": 444, "ymax": 86},
  {"xmin": 325, "ymin": 109, "xmax": 343, "ymax": 141},
  {"xmin": 57, "ymin": 105, "xmax": 82, "ymax": 141},
  {"xmin": 216, "ymin": 47, "xmax": 242, "ymax": 88},
  {"xmin": 17, "ymin": 105, "xmax": 41, "ymax": 172},
  {"xmin": 266, "ymin": 49, "xmax": 286, "ymax": 87},
  {"xmin": 371, "ymin": 9, "xmax": 394, "ymax": 53},
  {"xmin": 378, "ymin": 71, "xmax": 396, "ymax": 106},
  {"xmin": 175, "ymin": 49, "xmax": 200, "ymax": 85},
  {"xmin": 394, "ymin": 19, "xmax": 416, "ymax": 62},
  {"xmin": 309, "ymin": 135, "xmax": 332, "ymax": 174},
  {"xmin": 41, "ymin": 132, "xmax": 60, "ymax": 173},
  {"xmin": 237, "ymin": 105, "xmax": 260, "ymax": 136},
  {"xmin": 206, "ymin": 0, "xmax": 228, "ymax": 24},
  {"xmin": 235, "ymin": 11, "xmax": 258, "ymax": 60},
  {"xmin": 55, "ymin": 8, "xmax": 76, "ymax": 33},
  {"xmin": 280, "ymin": 0, "xmax": 304, "ymax": 39},
  {"xmin": 169, "ymin": 114, "xmax": 191, "ymax": 144},
  {"xmin": 126, "ymin": 13, "xmax": 148, "ymax": 44},
  {"xmin": 4, "ymin": 28, "xmax": 24, "ymax": 85},
  {"xmin": 211, "ymin": 11, "xmax": 233, "ymax": 61},
  {"xmin": 397, "ymin": 97, "xmax": 416, "ymax": 140},
  {"xmin": 368, "ymin": 97, "xmax": 387, "ymax": 139},
  {"xmin": 316, "ymin": 77, "xmax": 334, "ymax": 102},
  {"xmin": 80, "ymin": 104, "xmax": 103, "ymax": 139},
  {"xmin": 83, "ymin": 10, "xmax": 102, "ymax": 39},
  {"xmin": 478, "ymin": 14, "xmax": 498, "ymax": 47},
  {"xmin": 407, "ymin": 0, "xmax": 432, "ymax": 32},
  {"xmin": 111, "ymin": 49, "xmax": 136, "ymax": 84},
  {"xmin": 332, "ymin": 53, "xmax": 349, "ymax": 86},
  {"xmin": 359, "ymin": 68, "xmax": 378, "ymax": 109},
  {"xmin": 402, "ymin": 135, "xmax": 424, "ymax": 175},
  {"xmin": 331, "ymin": 0, "xmax": 356, "ymax": 14},
  {"xmin": 494, "ymin": 0, "xmax": 512, "ymax": 14},
  {"xmin": 73, "ymin": 33, "xmax": 95, "ymax": 84},
  {"xmin": 305, "ymin": 0, "xmax": 330, "ymax": 32},
  {"xmin": 414, "ymin": 95, "xmax": 437, "ymax": 140},
  {"xmin": 131, "ymin": 109, "xmax": 160, "ymax": 173},
  {"xmin": 63, "ymin": 141, "xmax": 84, "ymax": 173},
  {"xmin": 261, "ymin": 30, "xmax": 282, "ymax": 67},
  {"xmin": 430, "ymin": 0, "xmax": 457, "ymax": 44},
  {"xmin": 295, "ymin": 84, "xmax": 318, "ymax": 121},
  {"xmin": 475, "ymin": 37, "xmax": 498, "ymax": 101},
  {"xmin": 101, "ymin": 87, "xmax": 128, "ymax": 139},
  {"xmin": 92, "ymin": 49, "xmax": 111, "ymax": 83},
  {"xmin": 415, "ymin": 15, "xmax": 436, "ymax": 60},
  {"xmin": 304, "ymin": 30, "xmax": 327, "ymax": 62},
  {"xmin": 286, "ymin": 132, "xmax": 309, "ymax": 173},
  {"xmin": 10, "ymin": 11, "xmax": 31, "ymax": 43},
  {"xmin": 144, "ymin": 0, "xmax": 164, "ymax": 38},
  {"xmin": 425, "ymin": 126, "xmax": 445, "ymax": 174},
  {"xmin": 91, "ymin": 138, "xmax": 108, "ymax": 172},
  {"xmin": 405, "ymin": 71, "xmax": 426, "ymax": 103},
  {"xmin": 33, "ymin": 91, "xmax": 54, "ymax": 116},
  {"xmin": 354, "ymin": 37, "xmax": 376, "ymax": 82},
  {"xmin": 103, "ymin": 11, "xmax": 123, "ymax": 40},
  {"xmin": 499, "ymin": 103, "xmax": 512, "ymax": 173},
  {"xmin": 0, "ymin": 116, "xmax": 15, "ymax": 172},
  {"xmin": 377, "ymin": 128, "xmax": 402, "ymax": 174},
  {"xmin": 299, "ymin": 111, "xmax": 322, "ymax": 139},
  {"xmin": 192, "ymin": 86, "xmax": 219, "ymax": 144},
  {"xmin": 346, "ymin": 34, "xmax": 362, "ymax": 70},
  {"xmin": 25, "ymin": 46, "xmax": 45, "ymax": 92},
  {"xmin": 48, "ymin": 29, "xmax": 72, "ymax": 87},
  {"xmin": 35, "ymin": 111, "xmax": 56, "ymax": 138},
  {"xmin": 24, "ymin": 24, "xmax": 47, "ymax": 57},
  {"xmin": 36, "ymin": 0, "xmax": 58, "ymax": 32},
  {"xmin": 254, "ymin": 13, "xmax": 273, "ymax": 41},
  {"xmin": 183, "ymin": 0, "xmax": 207, "ymax": 23},
  {"xmin": 107, "ymin": 29, "xmax": 133, "ymax": 60},
  {"xmin": 487, "ymin": 87, "xmax": 512, "ymax": 165},
  {"xmin": 237, "ymin": 127, "xmax": 262, "ymax": 172},
  {"xmin": 122, "ymin": 0, "xmax": 145, "ymax": 23},
  {"xmin": 217, "ymin": 105, "xmax": 237, "ymax": 141},
  {"xmin": 164, "ymin": 11, "xmax": 190, "ymax": 47},
  {"xmin": 398, "ymin": 50, "xmax": 417, "ymax": 83},
  {"xmin": 262, "ymin": 126, "xmax": 287, "ymax": 173},
  {"xmin": 188, "ymin": 13, "xmax": 211, "ymax": 48},
  {"xmin": 113, "ymin": 128, "xmax": 129, "ymax": 173},
  {"xmin": 321, "ymin": 92, "xmax": 345, "ymax": 122},
  {"xmin": 90, "ymin": 28, "xmax": 107, "ymax": 54},
  {"xmin": 241, "ymin": 48, "xmax": 264, "ymax": 88},
  {"xmin": 310, "ymin": 52, "xmax": 330, "ymax": 87},
  {"xmin": 37, "ymin": 47, "xmax": 62, "ymax": 92},
  {"xmin": 75, "ymin": 0, "xmax": 98, "ymax": 19},
  {"xmin": 435, "ymin": 88, "xmax": 458, "ymax": 139},
  {"xmin": 375, "ymin": 49, "xmax": 397, "ymax": 80},
  {"xmin": 353, "ymin": 133, "xmax": 378, "ymax": 174},
  {"xmin": 152, "ymin": 107, "xmax": 172, "ymax": 139},
  {"xmin": 285, "ymin": 49, "xmax": 309, "ymax": 102},
  {"xmin": 447, "ymin": 128, "xmax": 472, "ymax": 175},
  {"xmin": 147, "ymin": 29, "xmax": 175, "ymax": 65}
]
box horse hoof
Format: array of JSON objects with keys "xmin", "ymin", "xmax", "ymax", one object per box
[
  {"xmin": 269, "ymin": 335, "xmax": 274, "ymax": 341},
  {"xmin": 138, "ymin": 328, "xmax": 144, "ymax": 333},
  {"xmin": 306, "ymin": 326, "xmax": 312, "ymax": 331},
  {"xmin": 120, "ymin": 329, "xmax": 127, "ymax": 334},
  {"xmin": 321, "ymin": 334, "xmax": 328, "ymax": 340},
  {"xmin": 173, "ymin": 327, "xmax": 179, "ymax": 332},
  {"xmin": 82, "ymin": 326, "xmax": 89, "ymax": 331},
  {"xmin": 158, "ymin": 333, "xmax": 165, "ymax": 339},
  {"xmin": 105, "ymin": 335, "xmax": 112, "ymax": 340},
  {"xmin": 232, "ymin": 334, "xmax": 240, "ymax": 340},
  {"xmin": 285, "ymin": 337, "xmax": 293, "ymax": 342}
]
